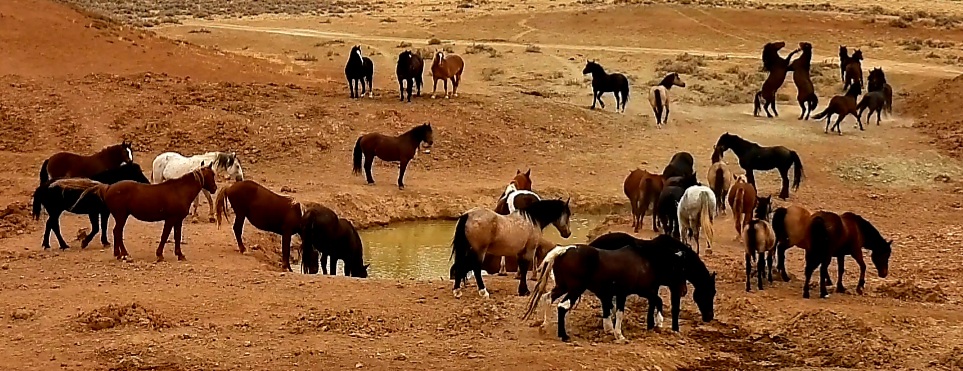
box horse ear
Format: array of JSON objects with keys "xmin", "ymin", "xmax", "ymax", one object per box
[
  {"xmin": 364, "ymin": 263, "xmax": 370, "ymax": 269},
  {"xmin": 565, "ymin": 197, "xmax": 571, "ymax": 205},
  {"xmin": 516, "ymin": 169, "xmax": 521, "ymax": 175},
  {"xmin": 200, "ymin": 160, "xmax": 206, "ymax": 167},
  {"xmin": 887, "ymin": 239, "xmax": 894, "ymax": 245},
  {"xmin": 525, "ymin": 169, "xmax": 531, "ymax": 177}
]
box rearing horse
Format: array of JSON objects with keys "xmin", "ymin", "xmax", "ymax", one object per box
[
  {"xmin": 789, "ymin": 42, "xmax": 819, "ymax": 120},
  {"xmin": 754, "ymin": 42, "xmax": 800, "ymax": 118}
]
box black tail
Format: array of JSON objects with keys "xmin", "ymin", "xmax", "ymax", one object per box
[
  {"xmin": 450, "ymin": 213, "xmax": 473, "ymax": 279},
  {"xmin": 653, "ymin": 89, "xmax": 663, "ymax": 120},
  {"xmin": 808, "ymin": 216, "xmax": 830, "ymax": 259},
  {"xmin": 772, "ymin": 207, "xmax": 788, "ymax": 243},
  {"xmin": 811, "ymin": 106, "xmax": 830, "ymax": 120},
  {"xmin": 790, "ymin": 151, "xmax": 804, "ymax": 191},
  {"xmin": 31, "ymin": 184, "xmax": 45, "ymax": 220},
  {"xmin": 753, "ymin": 91, "xmax": 762, "ymax": 116},
  {"xmin": 352, "ymin": 137, "xmax": 363, "ymax": 175},
  {"xmin": 746, "ymin": 220, "xmax": 760, "ymax": 261},
  {"xmin": 39, "ymin": 159, "xmax": 49, "ymax": 185},
  {"xmin": 713, "ymin": 167, "xmax": 725, "ymax": 205},
  {"xmin": 621, "ymin": 86, "xmax": 630, "ymax": 112}
]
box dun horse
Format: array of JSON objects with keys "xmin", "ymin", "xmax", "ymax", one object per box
[
  {"xmin": 624, "ymin": 169, "xmax": 664, "ymax": 232},
  {"xmin": 789, "ymin": 42, "xmax": 819, "ymax": 120},
  {"xmin": 713, "ymin": 132, "xmax": 804, "ymax": 199},
  {"xmin": 396, "ymin": 50, "xmax": 425, "ymax": 102},
  {"xmin": 648, "ymin": 72, "xmax": 685, "ymax": 127},
  {"xmin": 743, "ymin": 196, "xmax": 775, "ymax": 292},
  {"xmin": 352, "ymin": 123, "xmax": 434, "ymax": 189},
  {"xmin": 840, "ymin": 47, "xmax": 864, "ymax": 91},
  {"xmin": 582, "ymin": 60, "xmax": 630, "ymax": 113},
  {"xmin": 707, "ymin": 151, "xmax": 733, "ymax": 216},
  {"xmin": 804, "ymin": 211, "xmax": 893, "ymax": 299},
  {"xmin": 215, "ymin": 180, "xmax": 303, "ymax": 271},
  {"xmin": 299, "ymin": 203, "xmax": 369, "ymax": 278},
  {"xmin": 430, "ymin": 51, "xmax": 465, "ymax": 99},
  {"xmin": 727, "ymin": 177, "xmax": 757, "ymax": 240},
  {"xmin": 40, "ymin": 141, "xmax": 133, "ymax": 184},
  {"xmin": 754, "ymin": 42, "xmax": 800, "ymax": 118},
  {"xmin": 345, "ymin": 45, "xmax": 374, "ymax": 98},
  {"xmin": 812, "ymin": 82, "xmax": 863, "ymax": 134},
  {"xmin": 678, "ymin": 185, "xmax": 716, "ymax": 254}
]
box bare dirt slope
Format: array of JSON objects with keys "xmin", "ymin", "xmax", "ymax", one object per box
[{"xmin": 2, "ymin": 1, "xmax": 963, "ymax": 370}]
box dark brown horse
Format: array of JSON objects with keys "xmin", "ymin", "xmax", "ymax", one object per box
[
  {"xmin": 55, "ymin": 165, "xmax": 217, "ymax": 261},
  {"xmin": 743, "ymin": 195, "xmax": 775, "ymax": 292},
  {"xmin": 867, "ymin": 67, "xmax": 893, "ymax": 115},
  {"xmin": 812, "ymin": 82, "xmax": 863, "ymax": 134},
  {"xmin": 624, "ymin": 169, "xmax": 664, "ymax": 232},
  {"xmin": 299, "ymin": 203, "xmax": 369, "ymax": 278},
  {"xmin": 352, "ymin": 123, "xmax": 434, "ymax": 189},
  {"xmin": 841, "ymin": 48, "xmax": 864, "ymax": 91},
  {"xmin": 754, "ymin": 42, "xmax": 800, "ymax": 118},
  {"xmin": 803, "ymin": 211, "xmax": 893, "ymax": 299},
  {"xmin": 214, "ymin": 180, "xmax": 304, "ymax": 271},
  {"xmin": 789, "ymin": 42, "xmax": 819, "ymax": 120},
  {"xmin": 396, "ymin": 50, "xmax": 424, "ymax": 102},
  {"xmin": 40, "ymin": 141, "xmax": 133, "ymax": 184},
  {"xmin": 431, "ymin": 51, "xmax": 465, "ymax": 99}
]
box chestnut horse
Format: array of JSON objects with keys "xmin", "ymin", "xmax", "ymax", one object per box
[
  {"xmin": 54, "ymin": 165, "xmax": 217, "ymax": 261},
  {"xmin": 40, "ymin": 141, "xmax": 133, "ymax": 184},
  {"xmin": 624, "ymin": 169, "xmax": 664, "ymax": 232},
  {"xmin": 430, "ymin": 51, "xmax": 465, "ymax": 99},
  {"xmin": 215, "ymin": 180, "xmax": 304, "ymax": 272},
  {"xmin": 352, "ymin": 123, "xmax": 434, "ymax": 189},
  {"xmin": 789, "ymin": 42, "xmax": 819, "ymax": 120},
  {"xmin": 804, "ymin": 211, "xmax": 893, "ymax": 299},
  {"xmin": 812, "ymin": 82, "xmax": 863, "ymax": 135},
  {"xmin": 727, "ymin": 177, "xmax": 757, "ymax": 241},
  {"xmin": 754, "ymin": 42, "xmax": 800, "ymax": 118},
  {"xmin": 707, "ymin": 150, "xmax": 733, "ymax": 216}
]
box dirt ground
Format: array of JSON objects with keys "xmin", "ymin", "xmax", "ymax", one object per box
[{"xmin": 3, "ymin": 0, "xmax": 963, "ymax": 370}]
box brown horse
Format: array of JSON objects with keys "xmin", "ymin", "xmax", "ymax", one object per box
[
  {"xmin": 40, "ymin": 141, "xmax": 133, "ymax": 184},
  {"xmin": 55, "ymin": 165, "xmax": 217, "ymax": 261},
  {"xmin": 754, "ymin": 42, "xmax": 800, "ymax": 118},
  {"xmin": 812, "ymin": 82, "xmax": 863, "ymax": 135},
  {"xmin": 215, "ymin": 180, "xmax": 304, "ymax": 272},
  {"xmin": 789, "ymin": 42, "xmax": 819, "ymax": 120},
  {"xmin": 624, "ymin": 169, "xmax": 664, "ymax": 232},
  {"xmin": 842, "ymin": 48, "xmax": 864, "ymax": 91},
  {"xmin": 727, "ymin": 177, "xmax": 757, "ymax": 241},
  {"xmin": 352, "ymin": 123, "xmax": 434, "ymax": 190},
  {"xmin": 771, "ymin": 204, "xmax": 813, "ymax": 282},
  {"xmin": 804, "ymin": 211, "xmax": 893, "ymax": 299},
  {"xmin": 743, "ymin": 195, "xmax": 775, "ymax": 292},
  {"xmin": 430, "ymin": 51, "xmax": 465, "ymax": 99},
  {"xmin": 707, "ymin": 151, "xmax": 733, "ymax": 216},
  {"xmin": 299, "ymin": 202, "xmax": 369, "ymax": 278}
]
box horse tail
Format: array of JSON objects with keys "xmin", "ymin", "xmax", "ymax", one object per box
[
  {"xmin": 39, "ymin": 159, "xmax": 49, "ymax": 185},
  {"xmin": 352, "ymin": 136, "xmax": 363, "ymax": 175},
  {"xmin": 31, "ymin": 184, "xmax": 45, "ymax": 220},
  {"xmin": 746, "ymin": 220, "xmax": 759, "ymax": 261},
  {"xmin": 653, "ymin": 89, "xmax": 663, "ymax": 117},
  {"xmin": 53, "ymin": 179, "xmax": 108, "ymax": 212},
  {"xmin": 621, "ymin": 84, "xmax": 630, "ymax": 111},
  {"xmin": 809, "ymin": 215, "xmax": 831, "ymax": 258},
  {"xmin": 790, "ymin": 151, "xmax": 804, "ymax": 191},
  {"xmin": 713, "ymin": 167, "xmax": 725, "ymax": 208},
  {"xmin": 732, "ymin": 186, "xmax": 745, "ymax": 217},
  {"xmin": 522, "ymin": 245, "xmax": 574, "ymax": 321},
  {"xmin": 699, "ymin": 191, "xmax": 713, "ymax": 248},
  {"xmin": 450, "ymin": 213, "xmax": 473, "ymax": 280},
  {"xmin": 885, "ymin": 87, "xmax": 893, "ymax": 114},
  {"xmin": 639, "ymin": 177, "xmax": 656, "ymax": 216},
  {"xmin": 214, "ymin": 186, "xmax": 230, "ymax": 228},
  {"xmin": 772, "ymin": 207, "xmax": 788, "ymax": 243},
  {"xmin": 810, "ymin": 106, "xmax": 830, "ymax": 120}
]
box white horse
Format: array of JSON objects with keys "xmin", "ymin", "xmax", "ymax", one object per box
[
  {"xmin": 678, "ymin": 185, "xmax": 716, "ymax": 255},
  {"xmin": 152, "ymin": 151, "xmax": 244, "ymax": 221}
]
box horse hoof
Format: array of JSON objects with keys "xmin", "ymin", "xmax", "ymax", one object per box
[
  {"xmin": 803, "ymin": 291, "xmax": 810, "ymax": 299},
  {"xmin": 431, "ymin": 95, "xmax": 436, "ymax": 99},
  {"xmin": 208, "ymin": 216, "xmax": 216, "ymax": 223},
  {"xmin": 155, "ymin": 256, "xmax": 164, "ymax": 263},
  {"xmin": 856, "ymin": 287, "xmax": 864, "ymax": 295},
  {"xmin": 453, "ymin": 289, "xmax": 462, "ymax": 299},
  {"xmin": 478, "ymin": 289, "xmax": 490, "ymax": 298},
  {"xmin": 177, "ymin": 255, "xmax": 186, "ymax": 261}
]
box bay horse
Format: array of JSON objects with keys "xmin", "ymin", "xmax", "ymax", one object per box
[
  {"xmin": 396, "ymin": 50, "xmax": 424, "ymax": 102},
  {"xmin": 345, "ymin": 45, "xmax": 374, "ymax": 99},
  {"xmin": 32, "ymin": 163, "xmax": 149, "ymax": 250},
  {"xmin": 648, "ymin": 72, "xmax": 685, "ymax": 127},
  {"xmin": 842, "ymin": 48, "xmax": 864, "ymax": 91},
  {"xmin": 727, "ymin": 177, "xmax": 757, "ymax": 241},
  {"xmin": 707, "ymin": 151, "xmax": 733, "ymax": 216},
  {"xmin": 582, "ymin": 60, "xmax": 630, "ymax": 113},
  {"xmin": 812, "ymin": 82, "xmax": 863, "ymax": 135},
  {"xmin": 299, "ymin": 203, "xmax": 369, "ymax": 278},
  {"xmin": 789, "ymin": 42, "xmax": 819, "ymax": 120},
  {"xmin": 804, "ymin": 211, "xmax": 893, "ymax": 299},
  {"xmin": 523, "ymin": 235, "xmax": 716, "ymax": 341},
  {"xmin": 662, "ymin": 152, "xmax": 695, "ymax": 179},
  {"xmin": 54, "ymin": 165, "xmax": 217, "ymax": 261},
  {"xmin": 838, "ymin": 46, "xmax": 850, "ymax": 83},
  {"xmin": 624, "ymin": 169, "xmax": 665, "ymax": 232},
  {"xmin": 352, "ymin": 123, "xmax": 434, "ymax": 190},
  {"xmin": 771, "ymin": 204, "xmax": 816, "ymax": 283},
  {"xmin": 754, "ymin": 42, "xmax": 800, "ymax": 118},
  {"xmin": 450, "ymin": 199, "xmax": 572, "ymax": 298},
  {"xmin": 743, "ymin": 195, "xmax": 775, "ymax": 292},
  {"xmin": 867, "ymin": 67, "xmax": 893, "ymax": 115},
  {"xmin": 215, "ymin": 180, "xmax": 303, "ymax": 271},
  {"xmin": 40, "ymin": 141, "xmax": 133, "ymax": 184},
  {"xmin": 430, "ymin": 51, "xmax": 465, "ymax": 99},
  {"xmin": 713, "ymin": 132, "xmax": 804, "ymax": 199},
  {"xmin": 678, "ymin": 185, "xmax": 715, "ymax": 254},
  {"xmin": 152, "ymin": 151, "xmax": 244, "ymax": 222}
]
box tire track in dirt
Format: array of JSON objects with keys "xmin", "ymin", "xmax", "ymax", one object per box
[
  {"xmin": 510, "ymin": 16, "xmax": 538, "ymax": 42},
  {"xmin": 669, "ymin": 7, "xmax": 752, "ymax": 44},
  {"xmin": 172, "ymin": 22, "xmax": 963, "ymax": 78}
]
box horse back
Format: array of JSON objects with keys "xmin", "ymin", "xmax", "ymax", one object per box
[
  {"xmin": 40, "ymin": 182, "xmax": 108, "ymax": 215},
  {"xmin": 595, "ymin": 247, "xmax": 663, "ymax": 293},
  {"xmin": 229, "ymin": 181, "xmax": 300, "ymax": 233},
  {"xmin": 360, "ymin": 132, "xmax": 407, "ymax": 161},
  {"xmin": 809, "ymin": 211, "xmax": 846, "ymax": 253},
  {"xmin": 783, "ymin": 205, "xmax": 813, "ymax": 249},
  {"xmin": 45, "ymin": 152, "xmax": 97, "ymax": 180},
  {"xmin": 623, "ymin": 169, "xmax": 645, "ymax": 199}
]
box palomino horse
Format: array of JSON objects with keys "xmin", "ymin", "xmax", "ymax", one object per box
[
  {"xmin": 789, "ymin": 42, "xmax": 819, "ymax": 120},
  {"xmin": 812, "ymin": 82, "xmax": 863, "ymax": 134},
  {"xmin": 33, "ymin": 163, "xmax": 149, "ymax": 249},
  {"xmin": 840, "ymin": 47, "xmax": 864, "ymax": 91},
  {"xmin": 727, "ymin": 176, "xmax": 757, "ymax": 241},
  {"xmin": 648, "ymin": 72, "xmax": 686, "ymax": 128},
  {"xmin": 582, "ymin": 60, "xmax": 629, "ymax": 113},
  {"xmin": 40, "ymin": 141, "xmax": 133, "ymax": 184},
  {"xmin": 215, "ymin": 180, "xmax": 303, "ymax": 272},
  {"xmin": 707, "ymin": 151, "xmax": 733, "ymax": 216},
  {"xmin": 804, "ymin": 211, "xmax": 893, "ymax": 299},
  {"xmin": 743, "ymin": 195, "xmax": 775, "ymax": 292},
  {"xmin": 152, "ymin": 151, "xmax": 244, "ymax": 221},
  {"xmin": 299, "ymin": 203, "xmax": 369, "ymax": 278},
  {"xmin": 662, "ymin": 152, "xmax": 695, "ymax": 179},
  {"xmin": 678, "ymin": 185, "xmax": 715, "ymax": 254},
  {"xmin": 624, "ymin": 169, "xmax": 664, "ymax": 232},
  {"xmin": 55, "ymin": 165, "xmax": 217, "ymax": 261},
  {"xmin": 430, "ymin": 51, "xmax": 465, "ymax": 99},
  {"xmin": 451, "ymin": 199, "xmax": 572, "ymax": 298},
  {"xmin": 352, "ymin": 123, "xmax": 434, "ymax": 189},
  {"xmin": 754, "ymin": 42, "xmax": 800, "ymax": 118},
  {"xmin": 713, "ymin": 132, "xmax": 804, "ymax": 199},
  {"xmin": 867, "ymin": 67, "xmax": 893, "ymax": 115},
  {"xmin": 523, "ymin": 235, "xmax": 716, "ymax": 341},
  {"xmin": 345, "ymin": 45, "xmax": 374, "ymax": 98},
  {"xmin": 396, "ymin": 50, "xmax": 424, "ymax": 102}
]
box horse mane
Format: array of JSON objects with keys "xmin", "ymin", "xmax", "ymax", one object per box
[
  {"xmin": 718, "ymin": 133, "xmax": 757, "ymax": 151},
  {"xmin": 403, "ymin": 123, "xmax": 431, "ymax": 139},
  {"xmin": 850, "ymin": 213, "xmax": 890, "ymax": 253},
  {"xmin": 761, "ymin": 43, "xmax": 784, "ymax": 72},
  {"xmin": 586, "ymin": 61, "xmax": 604, "ymax": 75},
  {"xmin": 212, "ymin": 152, "xmax": 235, "ymax": 170},
  {"xmin": 658, "ymin": 73, "xmax": 678, "ymax": 88},
  {"xmin": 520, "ymin": 199, "xmax": 568, "ymax": 228}
]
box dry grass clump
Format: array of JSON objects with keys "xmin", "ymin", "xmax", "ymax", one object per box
[{"xmin": 465, "ymin": 44, "xmax": 499, "ymax": 58}]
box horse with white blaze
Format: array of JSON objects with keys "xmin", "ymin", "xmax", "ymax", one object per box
[{"xmin": 152, "ymin": 151, "xmax": 244, "ymax": 221}]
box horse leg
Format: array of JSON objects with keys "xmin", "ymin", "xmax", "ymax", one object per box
[
  {"xmin": 832, "ymin": 115, "xmax": 843, "ymax": 135},
  {"xmin": 613, "ymin": 295, "xmax": 628, "ymax": 342},
  {"xmin": 452, "ymin": 75, "xmax": 460, "ymax": 97},
  {"xmin": 597, "ymin": 92, "xmax": 606, "ymax": 109},
  {"xmin": 320, "ymin": 251, "xmax": 328, "ymax": 274},
  {"xmin": 81, "ymin": 214, "xmax": 98, "ymax": 249},
  {"xmin": 203, "ymin": 189, "xmax": 215, "ymax": 222},
  {"xmin": 771, "ymin": 100, "xmax": 779, "ymax": 117},
  {"xmin": 734, "ymin": 209, "xmax": 743, "ymax": 241},
  {"xmin": 399, "ymin": 79, "xmax": 405, "ymax": 102},
  {"xmin": 777, "ymin": 242, "xmax": 791, "ymax": 282},
  {"xmin": 281, "ymin": 233, "xmax": 293, "ymax": 272},
  {"xmin": 590, "ymin": 90, "xmax": 598, "ymax": 109},
  {"xmin": 766, "ymin": 250, "xmax": 774, "ymax": 284},
  {"xmin": 835, "ymin": 256, "xmax": 847, "ymax": 294},
  {"xmin": 803, "ymin": 257, "xmax": 819, "ymax": 299},
  {"xmin": 431, "ymin": 78, "xmax": 439, "ymax": 99},
  {"xmin": 664, "ymin": 102, "xmax": 670, "ymax": 124},
  {"xmin": 819, "ymin": 257, "xmax": 831, "ymax": 298},
  {"xmin": 328, "ymin": 252, "xmax": 338, "ymax": 275},
  {"xmin": 824, "ymin": 114, "xmax": 832, "ymax": 134},
  {"xmin": 113, "ymin": 215, "xmax": 129, "ymax": 260},
  {"xmin": 100, "ymin": 211, "xmax": 111, "ymax": 247},
  {"xmin": 41, "ymin": 213, "xmax": 53, "ymax": 249},
  {"xmin": 517, "ymin": 256, "xmax": 531, "ymax": 296},
  {"xmin": 757, "ymin": 252, "xmax": 766, "ymax": 290},
  {"xmin": 798, "ymin": 100, "xmax": 806, "ymax": 120},
  {"xmin": 443, "ymin": 79, "xmax": 449, "ymax": 99},
  {"xmin": 51, "ymin": 213, "xmax": 70, "ymax": 250},
  {"xmin": 173, "ymin": 221, "xmax": 186, "ymax": 261},
  {"xmin": 474, "ymin": 256, "xmax": 489, "ymax": 298},
  {"xmin": 745, "ymin": 252, "xmax": 753, "ymax": 292},
  {"xmin": 778, "ymin": 167, "xmax": 791, "ymax": 199},
  {"xmin": 155, "ymin": 221, "xmax": 173, "ymax": 262},
  {"xmin": 600, "ymin": 293, "xmax": 615, "ymax": 335},
  {"xmin": 670, "ymin": 287, "xmax": 682, "ymax": 332},
  {"xmin": 397, "ymin": 158, "xmax": 410, "ymax": 190},
  {"xmin": 646, "ymin": 294, "xmax": 664, "ymax": 330},
  {"xmin": 363, "ymin": 155, "xmax": 375, "ymax": 184},
  {"xmin": 557, "ymin": 292, "xmax": 581, "ymax": 342},
  {"xmin": 855, "ymin": 251, "xmax": 867, "ymax": 295},
  {"xmin": 232, "ymin": 215, "xmax": 247, "ymax": 253}
]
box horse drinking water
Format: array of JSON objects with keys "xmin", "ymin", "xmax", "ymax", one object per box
[
  {"xmin": 430, "ymin": 51, "xmax": 465, "ymax": 99},
  {"xmin": 299, "ymin": 203, "xmax": 369, "ymax": 278},
  {"xmin": 152, "ymin": 151, "xmax": 243, "ymax": 222},
  {"xmin": 713, "ymin": 132, "xmax": 804, "ymax": 199},
  {"xmin": 582, "ymin": 60, "xmax": 629, "ymax": 113},
  {"xmin": 215, "ymin": 180, "xmax": 304, "ymax": 272},
  {"xmin": 648, "ymin": 72, "xmax": 685, "ymax": 128},
  {"xmin": 40, "ymin": 141, "xmax": 133, "ymax": 184},
  {"xmin": 352, "ymin": 123, "xmax": 434, "ymax": 190},
  {"xmin": 345, "ymin": 45, "xmax": 374, "ymax": 99},
  {"xmin": 396, "ymin": 50, "xmax": 424, "ymax": 102}
]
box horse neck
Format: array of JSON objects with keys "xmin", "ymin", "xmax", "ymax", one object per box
[
  {"xmin": 168, "ymin": 171, "xmax": 205, "ymax": 196},
  {"xmin": 725, "ymin": 137, "xmax": 755, "ymax": 155},
  {"xmin": 399, "ymin": 128, "xmax": 425, "ymax": 146},
  {"xmin": 590, "ymin": 68, "xmax": 608, "ymax": 79},
  {"xmin": 684, "ymin": 256, "xmax": 712, "ymax": 287},
  {"xmin": 523, "ymin": 203, "xmax": 559, "ymax": 230}
]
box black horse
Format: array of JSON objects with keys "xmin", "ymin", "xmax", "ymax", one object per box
[
  {"xmin": 32, "ymin": 162, "xmax": 150, "ymax": 249},
  {"xmin": 582, "ymin": 60, "xmax": 630, "ymax": 113},
  {"xmin": 857, "ymin": 91, "xmax": 887, "ymax": 126},
  {"xmin": 867, "ymin": 67, "xmax": 893, "ymax": 115},
  {"xmin": 523, "ymin": 234, "xmax": 716, "ymax": 341},
  {"xmin": 661, "ymin": 152, "xmax": 695, "ymax": 179},
  {"xmin": 396, "ymin": 50, "xmax": 424, "ymax": 102},
  {"xmin": 713, "ymin": 133, "xmax": 804, "ymax": 200},
  {"xmin": 345, "ymin": 45, "xmax": 374, "ymax": 99},
  {"xmin": 300, "ymin": 203, "xmax": 369, "ymax": 278},
  {"xmin": 655, "ymin": 174, "xmax": 698, "ymax": 238}
]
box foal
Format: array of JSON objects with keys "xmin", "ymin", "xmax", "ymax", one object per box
[
  {"xmin": 582, "ymin": 60, "xmax": 630, "ymax": 113},
  {"xmin": 744, "ymin": 196, "xmax": 775, "ymax": 292},
  {"xmin": 345, "ymin": 45, "xmax": 374, "ymax": 99},
  {"xmin": 812, "ymin": 82, "xmax": 863, "ymax": 135},
  {"xmin": 648, "ymin": 72, "xmax": 686, "ymax": 128}
]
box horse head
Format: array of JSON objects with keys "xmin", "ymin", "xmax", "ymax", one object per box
[
  {"xmin": 852, "ymin": 49, "xmax": 863, "ymax": 61},
  {"xmin": 119, "ymin": 140, "xmax": 134, "ymax": 164},
  {"xmin": 693, "ymin": 271, "xmax": 717, "ymax": 322},
  {"xmin": 714, "ymin": 132, "xmax": 733, "ymax": 153},
  {"xmin": 872, "ymin": 240, "xmax": 893, "ymax": 278},
  {"xmin": 761, "ymin": 42, "xmax": 786, "ymax": 71},
  {"xmin": 197, "ymin": 162, "xmax": 218, "ymax": 194},
  {"xmin": 660, "ymin": 72, "xmax": 685, "ymax": 88},
  {"xmin": 215, "ymin": 152, "xmax": 244, "ymax": 182},
  {"xmin": 513, "ymin": 169, "xmax": 533, "ymax": 191},
  {"xmin": 582, "ymin": 60, "xmax": 600, "ymax": 75},
  {"xmin": 419, "ymin": 123, "xmax": 434, "ymax": 148},
  {"xmin": 754, "ymin": 195, "xmax": 773, "ymax": 220},
  {"xmin": 799, "ymin": 42, "xmax": 812, "ymax": 52}
]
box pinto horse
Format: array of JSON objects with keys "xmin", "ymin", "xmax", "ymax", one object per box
[
  {"xmin": 32, "ymin": 163, "xmax": 149, "ymax": 250},
  {"xmin": 430, "ymin": 51, "xmax": 465, "ymax": 99},
  {"xmin": 582, "ymin": 60, "xmax": 630, "ymax": 113},
  {"xmin": 812, "ymin": 82, "xmax": 863, "ymax": 134},
  {"xmin": 804, "ymin": 211, "xmax": 893, "ymax": 299},
  {"xmin": 754, "ymin": 42, "xmax": 800, "ymax": 118},
  {"xmin": 396, "ymin": 50, "xmax": 424, "ymax": 102},
  {"xmin": 215, "ymin": 180, "xmax": 304, "ymax": 271},
  {"xmin": 352, "ymin": 123, "xmax": 434, "ymax": 190},
  {"xmin": 707, "ymin": 151, "xmax": 733, "ymax": 216},
  {"xmin": 451, "ymin": 199, "xmax": 572, "ymax": 298},
  {"xmin": 713, "ymin": 132, "xmax": 804, "ymax": 199},
  {"xmin": 299, "ymin": 203, "xmax": 369, "ymax": 278},
  {"xmin": 789, "ymin": 42, "xmax": 819, "ymax": 120},
  {"xmin": 743, "ymin": 195, "xmax": 775, "ymax": 292},
  {"xmin": 624, "ymin": 169, "xmax": 664, "ymax": 232},
  {"xmin": 40, "ymin": 141, "xmax": 133, "ymax": 184},
  {"xmin": 345, "ymin": 45, "xmax": 374, "ymax": 98},
  {"xmin": 55, "ymin": 165, "xmax": 217, "ymax": 261},
  {"xmin": 648, "ymin": 72, "xmax": 685, "ymax": 127}
]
